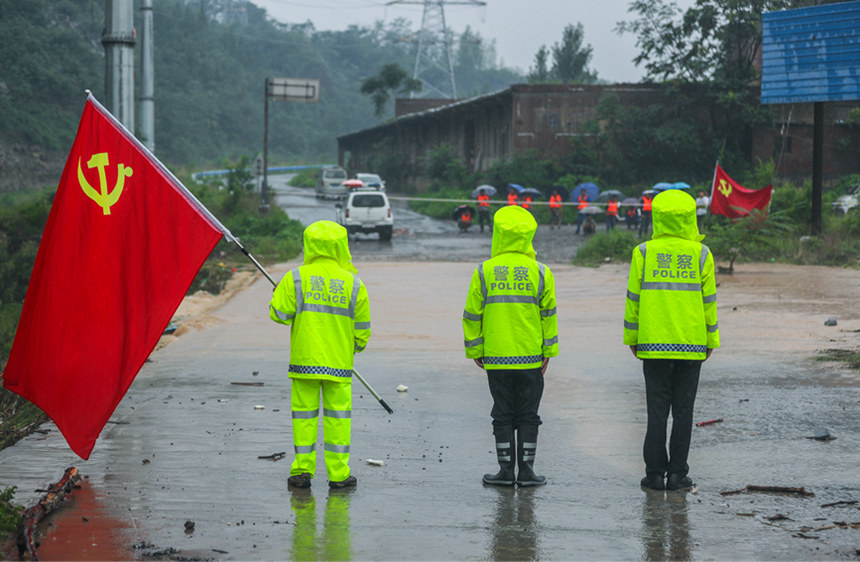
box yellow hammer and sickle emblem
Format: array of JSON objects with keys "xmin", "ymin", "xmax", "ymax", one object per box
[
  {"xmin": 77, "ymin": 152, "xmax": 133, "ymax": 215},
  {"xmin": 717, "ymin": 179, "xmax": 732, "ymax": 198}
]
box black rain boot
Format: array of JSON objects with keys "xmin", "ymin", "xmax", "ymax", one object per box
[
  {"xmin": 482, "ymin": 425, "xmax": 516, "ymax": 486},
  {"xmin": 516, "ymin": 425, "xmax": 547, "ymax": 487}
]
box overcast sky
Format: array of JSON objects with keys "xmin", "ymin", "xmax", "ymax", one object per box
[{"xmin": 249, "ymin": 0, "xmax": 697, "ymax": 84}]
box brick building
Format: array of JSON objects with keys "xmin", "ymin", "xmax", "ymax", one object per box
[{"xmin": 337, "ymin": 84, "xmax": 859, "ymax": 190}]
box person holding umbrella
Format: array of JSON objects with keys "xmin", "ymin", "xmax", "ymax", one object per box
[
  {"xmin": 463, "ymin": 206, "xmax": 558, "ymax": 487},
  {"xmin": 639, "ymin": 191, "xmax": 655, "ymax": 237},
  {"xmin": 606, "ymin": 195, "xmax": 619, "ymax": 231},
  {"xmin": 476, "ymin": 188, "xmax": 492, "ymax": 232},
  {"xmin": 575, "ymin": 190, "xmax": 590, "ymax": 234},
  {"xmin": 507, "ymin": 186, "xmax": 519, "ymax": 206}
]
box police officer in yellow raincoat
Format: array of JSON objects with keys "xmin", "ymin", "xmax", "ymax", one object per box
[
  {"xmin": 270, "ymin": 221, "xmax": 371, "ymax": 489},
  {"xmin": 463, "ymin": 206, "xmax": 559, "ymax": 487},
  {"xmin": 623, "ymin": 190, "xmax": 719, "ymax": 491}
]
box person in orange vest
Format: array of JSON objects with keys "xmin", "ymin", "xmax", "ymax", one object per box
[
  {"xmin": 606, "ymin": 195, "xmax": 619, "ymax": 231},
  {"xmin": 575, "ymin": 190, "xmax": 590, "ymax": 235},
  {"xmin": 639, "ymin": 192, "xmax": 653, "ymax": 237},
  {"xmin": 477, "ymin": 189, "xmax": 492, "ymax": 232},
  {"xmin": 458, "ymin": 209, "xmax": 473, "ymax": 233},
  {"xmin": 507, "ymin": 188, "xmax": 519, "ymax": 206},
  {"xmin": 522, "ymin": 194, "xmax": 533, "ymax": 211},
  {"xmin": 549, "ymin": 190, "xmax": 563, "ymax": 229}
]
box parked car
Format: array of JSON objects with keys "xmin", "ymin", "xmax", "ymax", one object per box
[
  {"xmin": 832, "ymin": 185, "xmax": 859, "ymax": 214},
  {"xmin": 354, "ymin": 173, "xmax": 386, "ymax": 191},
  {"xmin": 335, "ymin": 186, "xmax": 393, "ymax": 241},
  {"xmin": 315, "ymin": 166, "xmax": 348, "ymax": 199}
]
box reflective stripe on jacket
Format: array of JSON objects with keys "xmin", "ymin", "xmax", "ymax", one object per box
[
  {"xmin": 270, "ymin": 222, "xmax": 371, "ymax": 381},
  {"xmin": 463, "ymin": 206, "xmax": 558, "ymax": 369},
  {"xmin": 623, "ymin": 191, "xmax": 719, "ymax": 360}
]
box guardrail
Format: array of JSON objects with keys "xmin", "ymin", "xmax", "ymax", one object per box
[{"xmin": 191, "ymin": 164, "xmax": 335, "ymax": 182}]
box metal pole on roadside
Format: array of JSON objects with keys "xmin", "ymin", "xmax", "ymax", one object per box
[{"xmin": 261, "ymin": 78, "xmax": 270, "ymax": 213}]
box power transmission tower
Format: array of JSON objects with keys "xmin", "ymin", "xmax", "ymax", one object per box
[{"xmin": 387, "ymin": 0, "xmax": 485, "ymax": 99}]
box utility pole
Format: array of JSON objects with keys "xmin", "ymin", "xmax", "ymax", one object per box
[
  {"xmin": 386, "ymin": 0, "xmax": 485, "ymax": 99},
  {"xmin": 140, "ymin": 0, "xmax": 155, "ymax": 152},
  {"xmin": 102, "ymin": 0, "xmax": 135, "ymax": 130}
]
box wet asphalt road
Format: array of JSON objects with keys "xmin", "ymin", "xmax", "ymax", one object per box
[{"xmin": 1, "ymin": 178, "xmax": 859, "ymax": 560}]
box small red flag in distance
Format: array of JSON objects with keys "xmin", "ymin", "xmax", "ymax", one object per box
[
  {"xmin": 2, "ymin": 96, "xmax": 225, "ymax": 459},
  {"xmin": 710, "ymin": 164, "xmax": 774, "ymax": 220}
]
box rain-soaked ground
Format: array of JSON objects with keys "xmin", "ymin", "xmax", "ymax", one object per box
[{"xmin": 1, "ymin": 180, "xmax": 858, "ymax": 560}]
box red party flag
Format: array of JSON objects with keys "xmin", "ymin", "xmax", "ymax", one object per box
[
  {"xmin": 710, "ymin": 164, "xmax": 774, "ymax": 219},
  {"xmin": 2, "ymin": 94, "xmax": 231, "ymax": 459}
]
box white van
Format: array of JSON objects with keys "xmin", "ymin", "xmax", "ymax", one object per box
[
  {"xmin": 335, "ymin": 186, "xmax": 393, "ymax": 241},
  {"xmin": 315, "ymin": 166, "xmax": 348, "ymax": 199}
]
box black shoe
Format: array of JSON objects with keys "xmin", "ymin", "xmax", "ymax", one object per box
[
  {"xmin": 288, "ymin": 473, "xmax": 312, "ymax": 489},
  {"xmin": 666, "ymin": 474, "xmax": 692, "ymax": 491},
  {"xmin": 640, "ymin": 473, "xmax": 665, "ymax": 491},
  {"xmin": 329, "ymin": 475, "xmax": 357, "ymax": 489}
]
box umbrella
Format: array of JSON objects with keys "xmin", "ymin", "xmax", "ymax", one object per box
[
  {"xmin": 570, "ymin": 182, "xmax": 600, "ymax": 203},
  {"xmin": 452, "ymin": 204, "xmax": 476, "ymax": 220},
  {"xmin": 621, "ymin": 197, "xmax": 640, "ymax": 207},
  {"xmin": 594, "ymin": 189, "xmax": 626, "ymax": 203},
  {"xmin": 671, "ymin": 181, "xmax": 691, "ymax": 190},
  {"xmin": 472, "ymin": 185, "xmax": 497, "ymax": 198},
  {"xmin": 342, "ymin": 179, "xmax": 363, "ymax": 188},
  {"xmin": 641, "ymin": 189, "xmax": 657, "ymax": 196},
  {"xmin": 507, "ymin": 183, "xmax": 524, "ymax": 193},
  {"xmin": 651, "ymin": 182, "xmax": 673, "ymax": 191},
  {"xmin": 520, "ymin": 187, "xmax": 543, "ymax": 199},
  {"xmin": 547, "ymin": 185, "xmax": 568, "ymax": 200},
  {"xmin": 578, "ymin": 206, "xmax": 603, "ymax": 215}
]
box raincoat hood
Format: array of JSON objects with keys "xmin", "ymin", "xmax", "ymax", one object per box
[
  {"xmin": 302, "ymin": 220, "xmax": 358, "ymax": 274},
  {"xmin": 491, "ymin": 206, "xmax": 537, "ymax": 259},
  {"xmin": 651, "ymin": 190, "xmax": 704, "ymax": 242}
]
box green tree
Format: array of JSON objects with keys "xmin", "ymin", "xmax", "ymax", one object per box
[
  {"xmin": 551, "ymin": 23, "xmax": 598, "ymax": 84},
  {"xmin": 527, "ymin": 46, "xmax": 551, "ymax": 83},
  {"xmin": 359, "ymin": 63, "xmax": 423, "ymax": 118}
]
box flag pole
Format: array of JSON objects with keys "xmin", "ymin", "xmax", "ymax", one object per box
[
  {"xmin": 708, "ymin": 161, "xmax": 719, "ymax": 213},
  {"xmin": 83, "ymin": 92, "xmax": 389, "ymax": 412}
]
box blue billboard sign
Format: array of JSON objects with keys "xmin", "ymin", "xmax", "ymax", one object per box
[{"xmin": 761, "ymin": 0, "xmax": 860, "ymax": 104}]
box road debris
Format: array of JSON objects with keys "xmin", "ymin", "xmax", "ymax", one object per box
[
  {"xmin": 805, "ymin": 428, "xmax": 836, "ymax": 441},
  {"xmin": 366, "ymin": 459, "xmax": 385, "ymax": 466},
  {"xmin": 253, "ymin": 405, "xmax": 265, "ymax": 410},
  {"xmin": 231, "ymin": 382, "xmax": 264, "ymax": 387},
  {"xmin": 696, "ymin": 418, "xmax": 723, "ymax": 427},
  {"xmin": 18, "ymin": 466, "xmax": 82, "ymax": 559},
  {"xmin": 721, "ymin": 485, "xmax": 815, "ymax": 497},
  {"xmin": 821, "ymin": 500, "xmax": 857, "ymax": 508},
  {"xmin": 396, "ymin": 385, "xmax": 408, "ymax": 392},
  {"xmin": 824, "ymin": 317, "xmax": 838, "ymax": 326},
  {"xmin": 258, "ymin": 452, "xmax": 286, "ymax": 461}
]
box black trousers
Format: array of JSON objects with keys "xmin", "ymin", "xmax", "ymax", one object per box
[
  {"xmin": 642, "ymin": 359, "xmax": 701, "ymax": 477},
  {"xmin": 487, "ymin": 368, "xmax": 544, "ymax": 428},
  {"xmin": 478, "ymin": 208, "xmax": 491, "ymax": 231}
]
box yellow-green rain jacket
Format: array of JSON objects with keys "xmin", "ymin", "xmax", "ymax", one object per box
[
  {"xmin": 463, "ymin": 206, "xmax": 559, "ymax": 370},
  {"xmin": 624, "ymin": 190, "xmax": 720, "ymax": 359},
  {"xmin": 270, "ymin": 221, "xmax": 370, "ymax": 382}
]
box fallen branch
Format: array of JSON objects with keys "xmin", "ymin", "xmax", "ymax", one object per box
[
  {"xmin": 721, "ymin": 485, "xmax": 815, "ymax": 497},
  {"xmin": 821, "ymin": 500, "xmax": 857, "ymax": 508},
  {"xmin": 258, "ymin": 452, "xmax": 286, "ymax": 461},
  {"xmin": 17, "ymin": 466, "xmax": 82, "ymax": 560}
]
